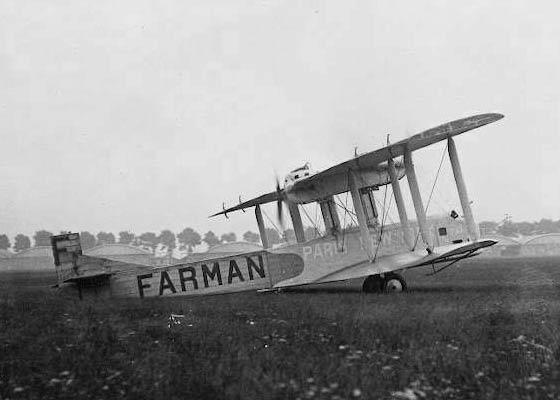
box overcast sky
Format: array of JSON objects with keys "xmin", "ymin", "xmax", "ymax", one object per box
[{"xmin": 1, "ymin": 0, "xmax": 558, "ymax": 240}]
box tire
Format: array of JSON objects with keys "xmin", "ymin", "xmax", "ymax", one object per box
[
  {"xmin": 362, "ymin": 275, "xmax": 384, "ymax": 293},
  {"xmin": 382, "ymin": 273, "xmax": 407, "ymax": 293}
]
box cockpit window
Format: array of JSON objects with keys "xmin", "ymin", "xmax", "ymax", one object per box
[{"xmin": 295, "ymin": 175, "xmax": 299, "ymax": 179}]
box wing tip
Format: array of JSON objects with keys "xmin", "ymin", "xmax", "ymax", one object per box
[{"xmin": 487, "ymin": 112, "xmax": 505, "ymax": 121}]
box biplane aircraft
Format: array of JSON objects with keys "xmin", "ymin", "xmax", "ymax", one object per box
[{"xmin": 52, "ymin": 113, "xmax": 503, "ymax": 299}]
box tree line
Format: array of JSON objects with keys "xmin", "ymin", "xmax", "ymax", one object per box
[
  {"xmin": 479, "ymin": 218, "xmax": 560, "ymax": 237},
  {"xmin": 0, "ymin": 228, "xmax": 293, "ymax": 254},
  {"xmin": 2, "ymin": 218, "xmax": 557, "ymax": 253}
]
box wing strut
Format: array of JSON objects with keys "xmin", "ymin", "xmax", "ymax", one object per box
[
  {"xmin": 255, "ymin": 205, "xmax": 269, "ymax": 249},
  {"xmin": 388, "ymin": 157, "xmax": 413, "ymax": 250},
  {"xmin": 288, "ymin": 203, "xmax": 306, "ymax": 243},
  {"xmin": 404, "ymin": 150, "xmax": 433, "ymax": 253},
  {"xmin": 349, "ymin": 170, "xmax": 375, "ymax": 260},
  {"xmin": 448, "ymin": 138, "xmax": 480, "ymax": 240}
]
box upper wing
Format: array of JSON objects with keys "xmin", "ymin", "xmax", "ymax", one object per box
[
  {"xmin": 210, "ymin": 191, "xmax": 281, "ymax": 217},
  {"xmin": 291, "ymin": 113, "xmax": 503, "ymax": 193},
  {"xmin": 211, "ymin": 113, "xmax": 503, "ymax": 216}
]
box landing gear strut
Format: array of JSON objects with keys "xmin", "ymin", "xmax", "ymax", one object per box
[{"xmin": 362, "ymin": 273, "xmax": 407, "ymax": 293}]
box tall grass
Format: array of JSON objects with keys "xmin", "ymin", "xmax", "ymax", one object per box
[{"xmin": 1, "ymin": 258, "xmax": 559, "ymax": 399}]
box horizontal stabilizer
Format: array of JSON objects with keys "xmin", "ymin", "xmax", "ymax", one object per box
[{"xmin": 63, "ymin": 272, "xmax": 113, "ymax": 284}]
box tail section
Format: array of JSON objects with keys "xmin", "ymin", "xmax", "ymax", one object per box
[{"xmin": 51, "ymin": 232, "xmax": 83, "ymax": 285}]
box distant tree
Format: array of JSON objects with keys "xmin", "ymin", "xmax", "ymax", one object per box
[
  {"xmin": 203, "ymin": 231, "xmax": 221, "ymax": 247},
  {"xmin": 14, "ymin": 234, "xmax": 31, "ymax": 252},
  {"xmin": 243, "ymin": 231, "xmax": 260, "ymax": 243},
  {"xmin": 158, "ymin": 230, "xmax": 176, "ymax": 253},
  {"xmin": 497, "ymin": 221, "xmax": 516, "ymax": 237},
  {"xmin": 283, "ymin": 229, "xmax": 296, "ymax": 243},
  {"xmin": 304, "ymin": 226, "xmax": 320, "ymax": 240},
  {"xmin": 220, "ymin": 232, "xmax": 237, "ymax": 243},
  {"xmin": 535, "ymin": 218, "xmax": 558, "ymax": 234},
  {"xmin": 118, "ymin": 231, "xmax": 135, "ymax": 244},
  {"xmin": 80, "ymin": 231, "xmax": 97, "ymax": 250},
  {"xmin": 513, "ymin": 221, "xmax": 535, "ymax": 236},
  {"xmin": 478, "ymin": 221, "xmax": 498, "ymax": 236},
  {"xmin": 264, "ymin": 228, "xmax": 282, "ymax": 245},
  {"xmin": 96, "ymin": 232, "xmax": 116, "ymax": 245},
  {"xmin": 33, "ymin": 230, "xmax": 53, "ymax": 247},
  {"xmin": 0, "ymin": 234, "xmax": 10, "ymax": 250},
  {"xmin": 177, "ymin": 227, "xmax": 201, "ymax": 253},
  {"xmin": 139, "ymin": 232, "xmax": 158, "ymax": 252}
]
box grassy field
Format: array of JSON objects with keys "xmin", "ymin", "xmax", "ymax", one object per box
[{"xmin": 1, "ymin": 258, "xmax": 559, "ymax": 399}]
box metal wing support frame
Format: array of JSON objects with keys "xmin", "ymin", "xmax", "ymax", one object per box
[{"xmin": 210, "ymin": 113, "xmax": 504, "ymax": 257}]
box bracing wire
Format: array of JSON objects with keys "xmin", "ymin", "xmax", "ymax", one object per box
[
  {"xmin": 373, "ymin": 182, "xmax": 394, "ymax": 261},
  {"xmin": 302, "ymin": 205, "xmax": 322, "ymax": 238},
  {"xmin": 334, "ymin": 198, "xmax": 358, "ymax": 226},
  {"xmin": 333, "ymin": 192, "xmax": 352, "ymax": 251},
  {"xmin": 314, "ymin": 202, "xmax": 319, "ymax": 231},
  {"xmin": 261, "ymin": 208, "xmax": 285, "ymax": 242},
  {"xmin": 412, "ymin": 143, "xmax": 449, "ymax": 250},
  {"xmin": 341, "ymin": 191, "xmax": 350, "ymax": 231}
]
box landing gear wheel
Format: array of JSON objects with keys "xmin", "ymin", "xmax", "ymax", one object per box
[
  {"xmin": 383, "ymin": 273, "xmax": 407, "ymax": 293},
  {"xmin": 362, "ymin": 275, "xmax": 384, "ymax": 293}
]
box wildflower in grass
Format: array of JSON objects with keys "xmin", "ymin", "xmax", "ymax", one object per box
[
  {"xmin": 59, "ymin": 371, "xmax": 70, "ymax": 377},
  {"xmin": 475, "ymin": 371, "xmax": 484, "ymax": 378},
  {"xmin": 106, "ymin": 371, "xmax": 122, "ymax": 381},
  {"xmin": 352, "ymin": 388, "xmax": 362, "ymax": 397},
  {"xmin": 167, "ymin": 313, "xmax": 185, "ymax": 328},
  {"xmin": 329, "ymin": 383, "xmax": 339, "ymax": 389},
  {"xmin": 338, "ymin": 345, "xmax": 348, "ymax": 350},
  {"xmin": 528, "ymin": 375, "xmax": 541, "ymax": 382},
  {"xmin": 391, "ymin": 388, "xmax": 419, "ymax": 399},
  {"xmin": 512, "ymin": 335, "xmax": 526, "ymax": 342},
  {"xmin": 13, "ymin": 387, "xmax": 24, "ymax": 393},
  {"xmin": 306, "ymin": 377, "xmax": 314, "ymax": 383}
]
